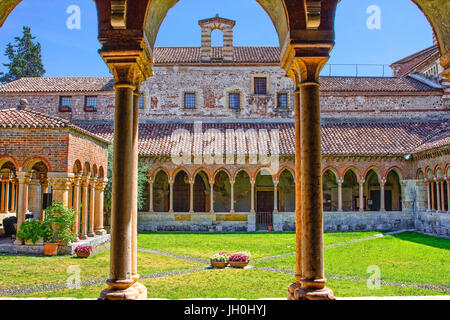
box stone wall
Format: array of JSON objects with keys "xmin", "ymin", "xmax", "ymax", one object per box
[{"xmin": 415, "ymin": 211, "xmax": 450, "ymax": 237}]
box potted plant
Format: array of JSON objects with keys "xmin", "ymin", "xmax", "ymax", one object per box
[
  {"xmin": 210, "ymin": 252, "xmax": 230, "ymax": 268},
  {"xmin": 229, "ymin": 252, "xmax": 251, "ymax": 268},
  {"xmin": 43, "ymin": 201, "xmax": 77, "ymax": 256},
  {"xmin": 268, "ymin": 226, "xmax": 273, "ymax": 232},
  {"xmin": 75, "ymin": 245, "xmax": 92, "ymax": 258},
  {"xmin": 17, "ymin": 220, "xmax": 44, "ymax": 245}
]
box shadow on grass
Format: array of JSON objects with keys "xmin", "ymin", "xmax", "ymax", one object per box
[{"xmin": 390, "ymin": 231, "xmax": 450, "ymax": 251}]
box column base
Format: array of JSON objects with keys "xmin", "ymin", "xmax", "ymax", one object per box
[
  {"xmin": 95, "ymin": 229, "xmax": 107, "ymax": 236},
  {"xmin": 80, "ymin": 235, "xmax": 88, "ymax": 240},
  {"xmin": 99, "ymin": 280, "xmax": 147, "ymax": 300},
  {"xmin": 88, "ymin": 232, "xmax": 96, "ymax": 237},
  {"xmin": 13, "ymin": 239, "xmax": 23, "ymax": 245},
  {"xmin": 290, "ymin": 286, "xmax": 335, "ymax": 301},
  {"xmin": 287, "ymin": 282, "xmax": 301, "ymax": 300}
]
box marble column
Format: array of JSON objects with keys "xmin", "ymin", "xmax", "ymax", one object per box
[
  {"xmin": 48, "ymin": 173, "xmax": 73, "ymax": 207},
  {"xmin": 359, "ymin": 180, "xmax": 365, "ymax": 212},
  {"xmin": 80, "ymin": 177, "xmax": 89, "ymax": 240},
  {"xmin": 426, "ymin": 181, "xmax": 432, "ymax": 211},
  {"xmin": 10, "ymin": 179, "xmax": 16, "ymax": 213},
  {"xmin": 337, "ymin": 179, "xmax": 343, "ymax": 212},
  {"xmin": 380, "ymin": 178, "xmax": 386, "ymax": 212},
  {"xmin": 95, "ymin": 178, "xmax": 108, "ymax": 235},
  {"xmin": 0, "ymin": 180, "xmax": 10, "ymax": 213},
  {"xmin": 273, "ymin": 179, "xmax": 279, "ymax": 214},
  {"xmin": 209, "ymin": 179, "xmax": 215, "ymax": 214},
  {"xmin": 189, "ymin": 178, "xmax": 194, "ymax": 214},
  {"xmin": 431, "ymin": 181, "xmax": 436, "ymax": 211},
  {"xmin": 230, "ymin": 179, "xmax": 235, "ymax": 213},
  {"xmin": 169, "ymin": 179, "xmax": 174, "ymax": 213},
  {"xmin": 148, "ymin": 179, "xmax": 154, "ymax": 213},
  {"xmin": 14, "ymin": 172, "xmax": 30, "ymax": 245},
  {"xmin": 439, "ymin": 180, "xmax": 446, "ymax": 212},
  {"xmin": 72, "ymin": 175, "xmax": 82, "ymax": 242},
  {"xmin": 250, "ymin": 178, "xmax": 256, "ymax": 214},
  {"xmin": 88, "ymin": 177, "xmax": 97, "ymax": 237}
]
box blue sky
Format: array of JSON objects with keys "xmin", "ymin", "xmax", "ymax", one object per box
[{"xmin": 0, "ymin": 0, "xmax": 434, "ymax": 77}]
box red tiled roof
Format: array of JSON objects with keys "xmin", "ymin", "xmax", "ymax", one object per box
[
  {"xmin": 412, "ymin": 129, "xmax": 450, "ymax": 154},
  {"xmin": 0, "ymin": 107, "xmax": 110, "ymax": 144},
  {"xmin": 153, "ymin": 47, "xmax": 280, "ymax": 65},
  {"xmin": 78, "ymin": 122, "xmax": 449, "ymax": 157},
  {"xmin": 0, "ymin": 77, "xmax": 114, "ymax": 93},
  {"xmin": 390, "ymin": 45, "xmax": 439, "ymax": 77},
  {"xmin": 319, "ymin": 76, "xmax": 440, "ymax": 92}
]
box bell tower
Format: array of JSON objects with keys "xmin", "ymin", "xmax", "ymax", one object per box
[{"xmin": 198, "ymin": 14, "xmax": 236, "ymax": 62}]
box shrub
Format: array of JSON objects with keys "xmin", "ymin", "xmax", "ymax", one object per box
[
  {"xmin": 44, "ymin": 201, "xmax": 77, "ymax": 244},
  {"xmin": 17, "ymin": 220, "xmax": 54, "ymax": 244},
  {"xmin": 2, "ymin": 216, "xmax": 17, "ymax": 236}
]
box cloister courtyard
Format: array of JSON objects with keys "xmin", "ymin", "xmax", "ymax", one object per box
[{"xmin": 0, "ymin": 230, "xmax": 448, "ymax": 299}]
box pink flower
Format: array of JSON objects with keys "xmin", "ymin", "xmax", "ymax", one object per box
[{"xmin": 75, "ymin": 245, "xmax": 93, "ymax": 254}]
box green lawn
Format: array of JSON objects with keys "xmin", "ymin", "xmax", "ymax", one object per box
[
  {"xmin": 2, "ymin": 231, "xmax": 449, "ymax": 299},
  {"xmin": 136, "ymin": 231, "xmax": 383, "ymax": 260}
]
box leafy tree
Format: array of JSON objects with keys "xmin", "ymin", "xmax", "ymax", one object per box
[
  {"xmin": 104, "ymin": 145, "xmax": 149, "ymax": 227},
  {"xmin": 0, "ymin": 26, "xmax": 45, "ymax": 84}
]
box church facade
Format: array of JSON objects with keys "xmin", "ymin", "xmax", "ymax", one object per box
[{"xmin": 0, "ymin": 16, "xmax": 449, "ymax": 236}]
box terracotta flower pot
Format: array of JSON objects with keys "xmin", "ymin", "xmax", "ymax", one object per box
[
  {"xmin": 211, "ymin": 261, "xmax": 228, "ymax": 269},
  {"xmin": 229, "ymin": 261, "xmax": 249, "ymax": 268},
  {"xmin": 76, "ymin": 252, "xmax": 90, "ymax": 259},
  {"xmin": 268, "ymin": 226, "xmax": 273, "ymax": 231},
  {"xmin": 44, "ymin": 243, "xmax": 58, "ymax": 256}
]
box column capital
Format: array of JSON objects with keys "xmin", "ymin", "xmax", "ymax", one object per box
[
  {"xmin": 380, "ymin": 178, "xmax": 387, "ymax": 186},
  {"xmin": 230, "ymin": 179, "xmax": 235, "ymax": 186},
  {"xmin": 285, "ymin": 56, "xmax": 330, "ymax": 85},
  {"xmin": 209, "ymin": 179, "xmax": 215, "ymax": 186},
  {"xmin": 337, "ymin": 179, "xmax": 344, "ymax": 185},
  {"xmin": 250, "ymin": 178, "xmax": 256, "ymax": 185},
  {"xmin": 15, "ymin": 171, "xmax": 30, "ymax": 184},
  {"xmin": 273, "ymin": 179, "xmax": 279, "ymax": 186},
  {"xmin": 358, "ymin": 179, "xmax": 365, "ymax": 185},
  {"xmin": 148, "ymin": 177, "xmax": 154, "ymax": 185},
  {"xmin": 168, "ymin": 178, "xmax": 174, "ymax": 185},
  {"xmin": 73, "ymin": 174, "xmax": 83, "ymax": 186}
]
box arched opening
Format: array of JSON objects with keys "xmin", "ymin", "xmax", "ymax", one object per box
[
  {"xmin": 27, "ymin": 161, "xmax": 49, "ymax": 221},
  {"xmin": 279, "ymin": 169, "xmax": 295, "ymax": 212},
  {"xmin": 322, "ymin": 169, "xmax": 338, "ymax": 212},
  {"xmin": 234, "ymin": 170, "xmax": 251, "ymax": 212},
  {"xmin": 255, "ymin": 168, "xmax": 274, "ymax": 229},
  {"xmin": 193, "ymin": 171, "xmax": 210, "ymax": 213},
  {"xmin": 0, "ymin": 163, "xmax": 16, "ymax": 214},
  {"xmin": 342, "ymin": 169, "xmax": 359, "ymax": 211},
  {"xmin": 211, "ymin": 28, "xmax": 223, "ymax": 47},
  {"xmin": 173, "ymin": 170, "xmax": 190, "ymax": 213},
  {"xmin": 386, "ymin": 170, "xmax": 402, "ymax": 211},
  {"xmin": 364, "ymin": 169, "xmax": 380, "ymax": 211},
  {"xmin": 213, "ymin": 170, "xmax": 231, "ymax": 212},
  {"xmin": 154, "ymin": 170, "xmax": 169, "ymax": 212}
]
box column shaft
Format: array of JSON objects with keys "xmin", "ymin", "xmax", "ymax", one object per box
[
  {"xmin": 169, "ymin": 181, "xmax": 174, "ymax": 213},
  {"xmin": 131, "ymin": 91, "xmax": 139, "ymax": 282},
  {"xmin": 88, "ymin": 179, "xmax": 96, "ymax": 237},
  {"xmin": 95, "ymin": 179, "xmax": 107, "ymax": 235},
  {"xmin": 427, "ymin": 182, "xmax": 431, "ymax": 211},
  {"xmin": 14, "ymin": 173, "xmax": 29, "ymax": 245},
  {"xmin": 337, "ymin": 180, "xmax": 343, "ymax": 212},
  {"xmin": 273, "ymin": 182, "xmax": 279, "ymax": 213},
  {"xmin": 81, "ymin": 179, "xmax": 89, "ymax": 239},
  {"xmin": 431, "ymin": 182, "xmax": 436, "ymax": 211},
  {"xmin": 189, "ymin": 181, "xmax": 194, "ymax": 213},
  {"xmin": 359, "ymin": 181, "xmax": 365, "ymax": 212},
  {"xmin": 149, "ymin": 181, "xmax": 154, "ymax": 213},
  {"xmin": 380, "ymin": 180, "xmax": 386, "ymax": 212},
  {"xmin": 230, "ymin": 181, "xmax": 235, "ymax": 213},
  {"xmin": 440, "ymin": 181, "xmax": 445, "ymax": 212},
  {"xmin": 72, "ymin": 177, "xmax": 81, "ymax": 241},
  {"xmin": 210, "ymin": 182, "xmax": 214, "ymax": 214},
  {"xmin": 250, "ymin": 180, "xmax": 256, "ymax": 214}
]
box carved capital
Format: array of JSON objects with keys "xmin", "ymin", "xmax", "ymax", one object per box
[
  {"xmin": 96, "ymin": 178, "xmax": 109, "ymax": 190},
  {"xmin": 48, "ymin": 177, "xmax": 73, "ymax": 190},
  {"xmin": 305, "ymin": 0, "xmax": 322, "ymax": 29}
]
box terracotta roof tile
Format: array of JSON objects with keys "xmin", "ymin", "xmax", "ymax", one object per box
[
  {"xmin": 390, "ymin": 45, "xmax": 439, "ymax": 77},
  {"xmin": 0, "ymin": 107, "xmax": 110, "ymax": 144},
  {"xmin": 0, "ymin": 77, "xmax": 114, "ymax": 93},
  {"xmin": 78, "ymin": 122, "xmax": 448, "ymax": 157}
]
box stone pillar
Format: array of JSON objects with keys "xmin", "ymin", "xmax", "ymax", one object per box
[
  {"xmin": 169, "ymin": 178, "xmax": 174, "ymax": 213},
  {"xmin": 230, "ymin": 179, "xmax": 235, "ymax": 213},
  {"xmin": 27, "ymin": 179, "xmax": 41, "ymax": 214},
  {"xmin": 427, "ymin": 181, "xmax": 432, "ymax": 211},
  {"xmin": 10, "ymin": 179, "xmax": 16, "ymax": 213},
  {"xmin": 273, "ymin": 179, "xmax": 279, "ymax": 214},
  {"xmin": 209, "ymin": 179, "xmax": 215, "ymax": 214},
  {"xmin": 14, "ymin": 172, "xmax": 30, "ymax": 245},
  {"xmin": 95, "ymin": 178, "xmax": 108, "ymax": 235},
  {"xmin": 0, "ymin": 180, "xmax": 8, "ymax": 213},
  {"xmin": 80, "ymin": 177, "xmax": 90, "ymax": 240},
  {"xmin": 337, "ymin": 179, "xmax": 343, "ymax": 212},
  {"xmin": 436, "ymin": 179, "xmax": 442, "ymax": 212},
  {"xmin": 250, "ymin": 178, "xmax": 256, "ymax": 214},
  {"xmin": 88, "ymin": 177, "xmax": 97, "ymax": 237},
  {"xmin": 431, "ymin": 180, "xmax": 436, "ymax": 211},
  {"xmin": 380, "ymin": 178, "xmax": 386, "ymax": 212},
  {"xmin": 189, "ymin": 178, "xmax": 194, "ymax": 214},
  {"xmin": 359, "ymin": 180, "xmax": 365, "ymax": 212},
  {"xmin": 289, "ymin": 56, "xmax": 334, "ymax": 300},
  {"xmin": 439, "ymin": 180, "xmax": 446, "ymax": 212},
  {"xmin": 72, "ymin": 175, "xmax": 82, "ymax": 242},
  {"xmin": 447, "ymin": 179, "xmax": 450, "ymax": 214},
  {"xmin": 48, "ymin": 173, "xmax": 74, "ymax": 207},
  {"xmin": 148, "ymin": 179, "xmax": 154, "ymax": 213}
]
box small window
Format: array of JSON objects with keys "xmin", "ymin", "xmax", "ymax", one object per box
[
  {"xmin": 85, "ymin": 96, "xmax": 98, "ymax": 112},
  {"xmin": 229, "ymin": 93, "xmax": 241, "ymax": 110},
  {"xmin": 184, "ymin": 92, "xmax": 196, "ymax": 109},
  {"xmin": 277, "ymin": 93, "xmax": 288, "ymax": 109},
  {"xmin": 138, "ymin": 96, "xmax": 144, "ymax": 109},
  {"xmin": 59, "ymin": 97, "xmax": 72, "ymax": 112},
  {"xmin": 254, "ymin": 77, "xmax": 267, "ymax": 95}
]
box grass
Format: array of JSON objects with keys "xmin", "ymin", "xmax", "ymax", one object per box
[
  {"xmin": 2, "ymin": 231, "xmax": 449, "ymax": 299},
  {"xmin": 136, "ymin": 231, "xmax": 383, "ymax": 260},
  {"xmin": 12, "ymin": 269, "xmax": 449, "ymax": 299},
  {"xmin": 0, "ymin": 250, "xmax": 202, "ymax": 291},
  {"xmin": 255, "ymin": 232, "xmax": 450, "ymax": 287}
]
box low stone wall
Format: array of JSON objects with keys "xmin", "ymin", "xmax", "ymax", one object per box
[
  {"xmin": 280, "ymin": 212, "xmax": 415, "ymax": 232},
  {"xmin": 415, "ymin": 211, "xmax": 450, "ymax": 238}
]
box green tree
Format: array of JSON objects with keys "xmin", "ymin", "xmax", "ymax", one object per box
[
  {"xmin": 104, "ymin": 145, "xmax": 149, "ymax": 227},
  {"xmin": 0, "ymin": 26, "xmax": 45, "ymax": 84}
]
